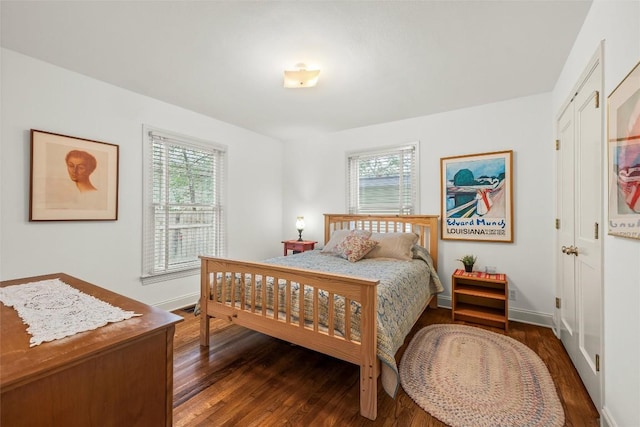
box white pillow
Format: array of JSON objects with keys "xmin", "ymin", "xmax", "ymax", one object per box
[
  {"xmin": 363, "ymin": 232, "xmax": 419, "ymax": 260},
  {"xmin": 321, "ymin": 229, "xmax": 372, "ymax": 254}
]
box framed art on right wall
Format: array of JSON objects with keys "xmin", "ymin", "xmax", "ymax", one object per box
[{"xmin": 608, "ymin": 60, "xmax": 640, "ymax": 240}]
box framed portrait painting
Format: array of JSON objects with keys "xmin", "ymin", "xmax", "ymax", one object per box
[
  {"xmin": 440, "ymin": 150, "xmax": 513, "ymax": 242},
  {"xmin": 30, "ymin": 130, "xmax": 119, "ymax": 221},
  {"xmin": 607, "ymin": 60, "xmax": 640, "ymax": 240}
]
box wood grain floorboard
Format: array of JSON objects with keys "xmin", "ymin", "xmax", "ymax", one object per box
[{"xmin": 172, "ymin": 307, "xmax": 599, "ymax": 426}]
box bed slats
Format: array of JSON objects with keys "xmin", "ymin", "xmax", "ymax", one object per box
[{"xmin": 200, "ymin": 258, "xmax": 378, "ymax": 365}]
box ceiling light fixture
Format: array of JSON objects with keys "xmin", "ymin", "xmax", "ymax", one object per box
[{"xmin": 283, "ymin": 63, "xmax": 320, "ymax": 88}]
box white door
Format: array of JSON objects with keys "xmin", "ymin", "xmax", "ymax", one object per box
[{"xmin": 556, "ymin": 47, "xmax": 603, "ymax": 412}]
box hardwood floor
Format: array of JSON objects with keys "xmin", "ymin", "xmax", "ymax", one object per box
[{"xmin": 172, "ymin": 306, "xmax": 599, "ymax": 426}]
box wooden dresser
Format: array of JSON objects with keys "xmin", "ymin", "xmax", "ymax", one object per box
[{"xmin": 0, "ymin": 273, "xmax": 183, "ymax": 427}]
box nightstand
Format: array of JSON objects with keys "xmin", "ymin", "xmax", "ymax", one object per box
[
  {"xmin": 451, "ymin": 269, "xmax": 509, "ymax": 331},
  {"xmin": 282, "ymin": 240, "xmax": 317, "ymax": 256}
]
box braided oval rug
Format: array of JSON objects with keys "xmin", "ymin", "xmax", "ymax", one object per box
[{"xmin": 399, "ymin": 324, "xmax": 565, "ymax": 427}]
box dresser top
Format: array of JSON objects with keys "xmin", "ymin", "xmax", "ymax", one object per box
[{"xmin": 1, "ymin": 273, "xmax": 182, "ymax": 389}]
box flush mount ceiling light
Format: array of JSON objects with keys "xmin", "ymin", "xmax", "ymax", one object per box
[{"xmin": 283, "ymin": 63, "xmax": 320, "ymax": 88}]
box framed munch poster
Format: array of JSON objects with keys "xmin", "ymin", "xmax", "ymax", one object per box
[
  {"xmin": 30, "ymin": 129, "xmax": 119, "ymax": 221},
  {"xmin": 440, "ymin": 150, "xmax": 513, "ymax": 242}
]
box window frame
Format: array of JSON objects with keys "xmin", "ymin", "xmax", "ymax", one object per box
[
  {"xmin": 141, "ymin": 125, "xmax": 227, "ymax": 284},
  {"xmin": 346, "ymin": 142, "xmax": 420, "ymax": 215}
]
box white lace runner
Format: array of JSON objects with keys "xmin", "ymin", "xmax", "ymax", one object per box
[{"xmin": 0, "ymin": 278, "xmax": 141, "ymax": 347}]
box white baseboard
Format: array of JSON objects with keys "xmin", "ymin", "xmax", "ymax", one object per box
[
  {"xmin": 154, "ymin": 292, "xmax": 199, "ymax": 312},
  {"xmin": 601, "ymin": 406, "xmax": 617, "ymax": 427},
  {"xmin": 437, "ymin": 296, "xmax": 554, "ymax": 328}
]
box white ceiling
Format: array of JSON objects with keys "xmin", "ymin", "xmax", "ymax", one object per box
[{"xmin": 1, "ymin": 1, "xmax": 592, "ymax": 142}]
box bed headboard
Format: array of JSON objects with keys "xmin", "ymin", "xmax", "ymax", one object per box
[{"xmin": 323, "ymin": 214, "xmax": 439, "ymax": 270}]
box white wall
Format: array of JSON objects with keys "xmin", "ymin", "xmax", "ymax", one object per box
[
  {"xmin": 282, "ymin": 92, "xmax": 555, "ymax": 325},
  {"xmin": 2, "ymin": 3, "xmax": 637, "ymax": 422},
  {"xmin": 552, "ymin": 1, "xmax": 640, "ymax": 426},
  {"xmin": 0, "ymin": 48, "xmax": 284, "ymax": 309}
]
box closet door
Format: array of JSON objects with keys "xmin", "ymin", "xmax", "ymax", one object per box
[{"xmin": 556, "ymin": 47, "xmax": 603, "ymax": 412}]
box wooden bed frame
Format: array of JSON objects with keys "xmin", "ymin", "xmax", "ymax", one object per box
[{"xmin": 199, "ymin": 214, "xmax": 439, "ymax": 420}]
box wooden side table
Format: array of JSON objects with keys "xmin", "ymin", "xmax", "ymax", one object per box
[
  {"xmin": 282, "ymin": 240, "xmax": 317, "ymax": 256},
  {"xmin": 451, "ymin": 269, "xmax": 509, "ymax": 331}
]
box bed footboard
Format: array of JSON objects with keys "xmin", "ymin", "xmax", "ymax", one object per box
[{"xmin": 199, "ymin": 256, "xmax": 380, "ymax": 420}]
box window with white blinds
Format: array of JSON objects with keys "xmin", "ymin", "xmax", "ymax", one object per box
[
  {"xmin": 142, "ymin": 127, "xmax": 226, "ymax": 282},
  {"xmin": 347, "ymin": 143, "xmax": 419, "ymax": 215}
]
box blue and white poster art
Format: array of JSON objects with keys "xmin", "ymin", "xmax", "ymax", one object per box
[{"xmin": 440, "ymin": 150, "xmax": 513, "ymax": 242}]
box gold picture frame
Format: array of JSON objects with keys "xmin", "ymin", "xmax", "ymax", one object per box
[
  {"xmin": 440, "ymin": 150, "xmax": 514, "ymax": 242},
  {"xmin": 30, "ymin": 129, "xmax": 119, "ymax": 221},
  {"xmin": 607, "ymin": 60, "xmax": 640, "ymax": 240}
]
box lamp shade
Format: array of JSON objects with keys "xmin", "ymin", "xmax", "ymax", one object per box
[
  {"xmin": 296, "ymin": 216, "xmax": 305, "ymax": 231},
  {"xmin": 284, "ymin": 64, "xmax": 320, "ymax": 88}
]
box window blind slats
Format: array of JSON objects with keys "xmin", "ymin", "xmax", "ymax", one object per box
[
  {"xmin": 143, "ymin": 129, "xmax": 226, "ymax": 278},
  {"xmin": 347, "ymin": 144, "xmax": 418, "ymax": 215}
]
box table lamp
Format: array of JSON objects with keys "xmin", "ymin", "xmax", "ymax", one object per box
[{"xmin": 296, "ymin": 216, "xmax": 305, "ymax": 241}]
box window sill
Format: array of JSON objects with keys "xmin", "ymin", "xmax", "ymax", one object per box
[{"xmin": 141, "ymin": 267, "xmax": 200, "ymax": 285}]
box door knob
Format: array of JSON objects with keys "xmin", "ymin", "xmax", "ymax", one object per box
[{"xmin": 561, "ymin": 245, "xmax": 579, "ymax": 256}]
